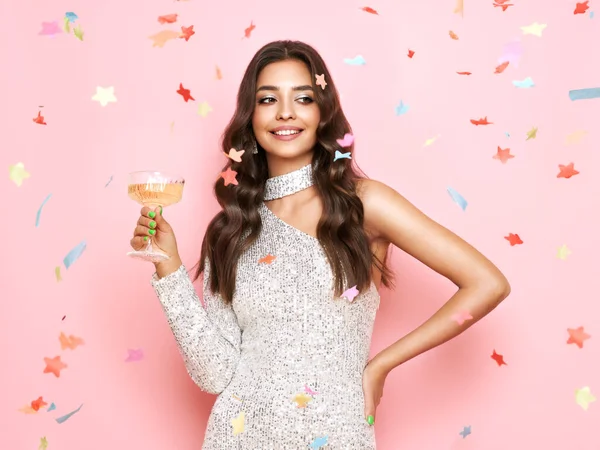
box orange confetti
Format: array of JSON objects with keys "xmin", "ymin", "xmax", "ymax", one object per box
[
  {"xmin": 31, "ymin": 396, "xmax": 48, "ymax": 411},
  {"xmin": 43, "ymin": 355, "xmax": 67, "ymax": 377},
  {"xmin": 59, "ymin": 332, "xmax": 85, "ymax": 350},
  {"xmin": 33, "ymin": 111, "xmax": 47, "ymax": 125},
  {"xmin": 215, "ymin": 66, "xmax": 223, "ymax": 80},
  {"xmin": 470, "ymin": 117, "xmax": 493, "ymax": 125},
  {"xmin": 456, "ymin": 71, "xmax": 472, "ymax": 75},
  {"xmin": 491, "ymin": 349, "xmax": 507, "ymax": 366},
  {"xmin": 360, "ymin": 6, "xmax": 379, "ymax": 14},
  {"xmin": 504, "ymin": 233, "xmax": 523, "ymax": 246},
  {"xmin": 557, "ymin": 163, "xmax": 579, "ymax": 179},
  {"xmin": 449, "ymin": 31, "xmax": 459, "ymax": 40},
  {"xmin": 258, "ymin": 254, "xmax": 276, "ymax": 264},
  {"xmin": 494, "ymin": 61, "xmax": 509, "ymax": 74},
  {"xmin": 243, "ymin": 21, "xmax": 256, "ymax": 39},
  {"xmin": 157, "ymin": 14, "xmax": 178, "ymax": 24},
  {"xmin": 407, "ymin": 49, "xmax": 415, "ymax": 58},
  {"xmin": 179, "ymin": 25, "xmax": 195, "ymax": 41},
  {"xmin": 567, "ymin": 326, "xmax": 591, "ymax": 348},
  {"xmin": 224, "ymin": 148, "xmax": 245, "ymax": 163},
  {"xmin": 493, "ymin": 146, "xmax": 514, "ymax": 164},
  {"xmin": 220, "ymin": 167, "xmax": 238, "ymax": 186}
]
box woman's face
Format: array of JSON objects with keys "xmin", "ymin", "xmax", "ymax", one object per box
[{"xmin": 252, "ymin": 59, "xmax": 320, "ymax": 159}]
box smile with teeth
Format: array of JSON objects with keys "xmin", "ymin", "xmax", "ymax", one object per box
[{"xmin": 272, "ymin": 129, "xmax": 302, "ymax": 136}]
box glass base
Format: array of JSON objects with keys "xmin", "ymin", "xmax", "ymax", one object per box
[{"xmin": 127, "ymin": 250, "xmax": 169, "ymax": 263}]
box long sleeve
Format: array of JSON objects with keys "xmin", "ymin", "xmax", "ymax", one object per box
[{"xmin": 150, "ymin": 262, "xmax": 241, "ymax": 395}]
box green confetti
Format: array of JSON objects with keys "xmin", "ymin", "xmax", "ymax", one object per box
[
  {"xmin": 63, "ymin": 16, "xmax": 70, "ymax": 33},
  {"xmin": 73, "ymin": 25, "xmax": 84, "ymax": 41}
]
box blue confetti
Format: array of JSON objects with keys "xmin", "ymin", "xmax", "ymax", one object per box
[
  {"xmin": 65, "ymin": 12, "xmax": 78, "ymax": 22},
  {"xmin": 333, "ymin": 150, "xmax": 351, "ymax": 162},
  {"xmin": 105, "ymin": 175, "xmax": 113, "ymax": 187},
  {"xmin": 395, "ymin": 100, "xmax": 409, "ymax": 116},
  {"xmin": 63, "ymin": 240, "xmax": 87, "ymax": 269},
  {"xmin": 505, "ymin": 132, "xmax": 510, "ymax": 138},
  {"xmin": 447, "ymin": 187, "xmax": 468, "ymax": 211},
  {"xmin": 343, "ymin": 55, "xmax": 366, "ymax": 65},
  {"xmin": 309, "ymin": 436, "xmax": 328, "ymax": 449},
  {"xmin": 55, "ymin": 403, "xmax": 83, "ymax": 424},
  {"xmin": 590, "ymin": 11, "xmax": 594, "ymax": 18},
  {"xmin": 569, "ymin": 87, "xmax": 600, "ymax": 101},
  {"xmin": 35, "ymin": 193, "xmax": 52, "ymax": 227},
  {"xmin": 512, "ymin": 77, "xmax": 535, "ymax": 88},
  {"xmin": 459, "ymin": 425, "xmax": 472, "ymax": 438},
  {"xmin": 47, "ymin": 402, "xmax": 56, "ymax": 412}
]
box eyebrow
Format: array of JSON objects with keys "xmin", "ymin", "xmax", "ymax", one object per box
[{"xmin": 256, "ymin": 85, "xmax": 314, "ymax": 93}]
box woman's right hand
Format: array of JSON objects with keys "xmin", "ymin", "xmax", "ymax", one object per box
[{"xmin": 130, "ymin": 206, "xmax": 182, "ymax": 272}]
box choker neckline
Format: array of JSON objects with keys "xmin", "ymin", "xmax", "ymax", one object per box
[{"xmin": 263, "ymin": 163, "xmax": 314, "ymax": 201}]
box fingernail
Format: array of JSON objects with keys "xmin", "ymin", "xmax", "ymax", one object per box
[
  {"xmin": 367, "ymin": 415, "xmax": 375, "ymax": 426},
  {"xmin": 149, "ymin": 220, "xmax": 156, "ymax": 229},
  {"xmin": 148, "ymin": 211, "xmax": 156, "ymax": 219},
  {"xmin": 149, "ymin": 229, "xmax": 156, "ymax": 236},
  {"xmin": 143, "ymin": 236, "xmax": 148, "ymax": 241},
  {"xmin": 159, "ymin": 206, "xmax": 163, "ymax": 215}
]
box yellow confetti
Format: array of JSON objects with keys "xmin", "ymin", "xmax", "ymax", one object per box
[
  {"xmin": 9, "ymin": 162, "xmax": 31, "ymax": 187},
  {"xmin": 565, "ymin": 130, "xmax": 587, "ymax": 145},
  {"xmin": 557, "ymin": 245, "xmax": 571, "ymax": 260},
  {"xmin": 55, "ymin": 266, "xmax": 62, "ymax": 282},
  {"xmin": 453, "ymin": 0, "xmax": 463, "ymax": 16},
  {"xmin": 18, "ymin": 405, "xmax": 37, "ymax": 414},
  {"xmin": 575, "ymin": 386, "xmax": 596, "ymax": 410},
  {"xmin": 521, "ymin": 22, "xmax": 547, "ymax": 37},
  {"xmin": 231, "ymin": 411, "xmax": 245, "ymax": 435},
  {"xmin": 526, "ymin": 127, "xmax": 538, "ymax": 140},
  {"xmin": 423, "ymin": 135, "xmax": 440, "ymax": 147},
  {"xmin": 170, "ymin": 122, "xmax": 175, "ymax": 134},
  {"xmin": 197, "ymin": 101, "xmax": 213, "ymax": 117},
  {"xmin": 292, "ymin": 392, "xmax": 312, "ymax": 408},
  {"xmin": 39, "ymin": 437, "xmax": 48, "ymax": 450},
  {"xmin": 91, "ymin": 86, "xmax": 117, "ymax": 107}
]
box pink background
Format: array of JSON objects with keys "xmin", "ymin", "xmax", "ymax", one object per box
[{"xmin": 2, "ymin": 0, "xmax": 598, "ymax": 448}]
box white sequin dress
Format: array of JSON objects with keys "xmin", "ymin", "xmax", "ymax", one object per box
[{"xmin": 151, "ymin": 202, "xmax": 380, "ymax": 449}]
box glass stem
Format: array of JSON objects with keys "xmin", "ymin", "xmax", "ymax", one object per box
[{"xmin": 146, "ymin": 203, "xmax": 161, "ymax": 254}]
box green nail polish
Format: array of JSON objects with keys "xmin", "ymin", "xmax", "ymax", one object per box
[
  {"xmin": 148, "ymin": 211, "xmax": 156, "ymax": 219},
  {"xmin": 149, "ymin": 229, "xmax": 156, "ymax": 236},
  {"xmin": 367, "ymin": 415, "xmax": 374, "ymax": 426},
  {"xmin": 159, "ymin": 206, "xmax": 163, "ymax": 215},
  {"xmin": 143, "ymin": 236, "xmax": 148, "ymax": 241},
  {"xmin": 149, "ymin": 220, "xmax": 156, "ymax": 229}
]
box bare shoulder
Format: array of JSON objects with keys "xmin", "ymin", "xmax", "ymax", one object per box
[{"xmin": 356, "ymin": 178, "xmax": 396, "ymax": 241}]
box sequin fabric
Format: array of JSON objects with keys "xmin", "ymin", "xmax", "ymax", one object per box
[
  {"xmin": 263, "ymin": 163, "xmax": 314, "ymax": 201},
  {"xmin": 151, "ymin": 167, "xmax": 381, "ymax": 449}
]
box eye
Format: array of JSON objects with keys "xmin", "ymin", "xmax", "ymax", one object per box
[
  {"xmin": 297, "ymin": 96, "xmax": 314, "ymax": 104},
  {"xmin": 258, "ymin": 96, "xmax": 276, "ymax": 104}
]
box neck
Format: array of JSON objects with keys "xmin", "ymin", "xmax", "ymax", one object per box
[{"xmin": 263, "ymin": 163, "xmax": 314, "ymax": 201}]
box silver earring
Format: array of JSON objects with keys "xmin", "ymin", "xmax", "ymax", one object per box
[{"xmin": 252, "ymin": 139, "xmax": 258, "ymax": 154}]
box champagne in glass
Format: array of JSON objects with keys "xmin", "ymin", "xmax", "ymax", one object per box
[{"xmin": 127, "ymin": 170, "xmax": 185, "ymax": 263}]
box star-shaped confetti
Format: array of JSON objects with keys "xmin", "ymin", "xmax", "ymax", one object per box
[
  {"xmin": 504, "ymin": 233, "xmax": 523, "ymax": 246},
  {"xmin": 33, "ymin": 111, "xmax": 47, "ymax": 125},
  {"xmin": 39, "ymin": 437, "xmax": 48, "ymax": 450},
  {"xmin": 341, "ymin": 285, "xmax": 359, "ymax": 302},
  {"xmin": 521, "ymin": 22, "xmax": 547, "ymax": 37},
  {"xmin": 177, "ymin": 83, "xmax": 195, "ymax": 102},
  {"xmin": 491, "ymin": 349, "xmax": 506, "ymax": 366},
  {"xmin": 292, "ymin": 392, "xmax": 313, "ymax": 408},
  {"xmin": 557, "ymin": 244, "xmax": 571, "ymax": 260},
  {"xmin": 18, "ymin": 405, "xmax": 38, "ymax": 414},
  {"xmin": 315, "ymin": 73, "xmax": 327, "ymax": 90},
  {"xmin": 493, "ymin": 146, "xmax": 514, "ymax": 164},
  {"xmin": 557, "ymin": 163, "xmax": 579, "ymax": 179},
  {"xmin": 220, "ymin": 167, "xmax": 238, "ymax": 186},
  {"xmin": 9, "ymin": 162, "xmax": 31, "ymax": 186},
  {"xmin": 309, "ymin": 436, "xmax": 329, "ymax": 449},
  {"xmin": 423, "ymin": 135, "xmax": 440, "ymax": 147},
  {"xmin": 526, "ymin": 127, "xmax": 538, "ymax": 140},
  {"xmin": 575, "ymin": 387, "xmax": 596, "ymax": 410},
  {"xmin": 179, "ymin": 25, "xmax": 195, "ymax": 41},
  {"xmin": 92, "ymin": 86, "xmax": 117, "ymax": 106},
  {"xmin": 567, "ymin": 326, "xmax": 591, "ymax": 348},
  {"xmin": 224, "ymin": 148, "xmax": 245, "ymax": 162},
  {"xmin": 43, "ymin": 355, "xmax": 67, "ymax": 377},
  {"xmin": 231, "ymin": 411, "xmax": 245, "ymax": 434},
  {"xmin": 565, "ymin": 130, "xmax": 587, "ymax": 144},
  {"xmin": 197, "ymin": 101, "xmax": 212, "ymax": 117},
  {"xmin": 574, "ymin": 1, "xmax": 590, "ymax": 14},
  {"xmin": 459, "ymin": 425, "xmax": 471, "ymax": 438}
]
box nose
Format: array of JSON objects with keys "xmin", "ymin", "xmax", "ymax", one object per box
[{"xmin": 276, "ymin": 97, "xmax": 296, "ymax": 120}]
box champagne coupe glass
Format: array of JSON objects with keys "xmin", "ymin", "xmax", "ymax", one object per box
[{"xmin": 127, "ymin": 170, "xmax": 185, "ymax": 263}]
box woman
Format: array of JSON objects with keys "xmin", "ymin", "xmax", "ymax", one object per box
[{"xmin": 131, "ymin": 40, "xmax": 511, "ymax": 449}]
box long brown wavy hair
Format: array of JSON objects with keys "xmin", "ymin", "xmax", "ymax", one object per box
[{"xmin": 192, "ymin": 40, "xmax": 394, "ymax": 303}]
